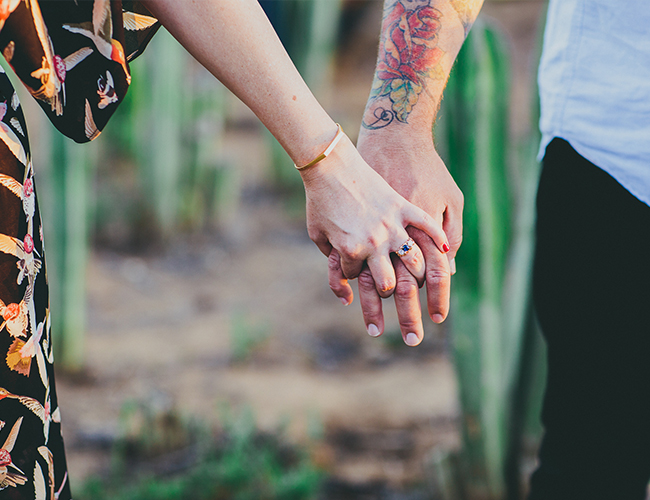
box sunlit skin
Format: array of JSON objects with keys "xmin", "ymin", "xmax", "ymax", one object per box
[{"xmin": 330, "ymin": 0, "xmax": 485, "ymax": 345}]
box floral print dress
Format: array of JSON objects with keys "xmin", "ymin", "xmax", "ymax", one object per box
[{"xmin": 0, "ymin": 1, "xmax": 158, "ymax": 498}]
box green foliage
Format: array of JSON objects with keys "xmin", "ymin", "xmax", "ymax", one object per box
[{"xmin": 77, "ymin": 405, "xmax": 323, "ymax": 500}]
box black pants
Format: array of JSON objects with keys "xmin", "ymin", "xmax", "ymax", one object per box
[{"xmin": 528, "ymin": 138, "xmax": 650, "ymax": 500}]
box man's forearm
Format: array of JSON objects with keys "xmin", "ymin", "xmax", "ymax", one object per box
[{"xmin": 362, "ymin": 0, "xmax": 484, "ymax": 133}]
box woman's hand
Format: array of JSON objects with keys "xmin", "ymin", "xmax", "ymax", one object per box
[
  {"xmin": 328, "ymin": 129, "xmax": 463, "ymax": 344},
  {"xmin": 300, "ymin": 130, "xmax": 450, "ymax": 297},
  {"xmin": 357, "ymin": 130, "xmax": 463, "ymax": 262}
]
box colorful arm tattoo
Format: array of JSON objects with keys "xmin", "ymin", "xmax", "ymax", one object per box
[
  {"xmin": 363, "ymin": 0, "xmax": 445, "ymax": 130},
  {"xmin": 450, "ymin": 0, "xmax": 481, "ymax": 36},
  {"xmin": 363, "ymin": 0, "xmax": 483, "ymax": 130}
]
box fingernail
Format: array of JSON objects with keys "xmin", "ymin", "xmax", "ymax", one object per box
[
  {"xmin": 442, "ymin": 242, "xmax": 450, "ymax": 253},
  {"xmin": 405, "ymin": 333, "xmax": 420, "ymax": 346},
  {"xmin": 450, "ymin": 258, "xmax": 456, "ymax": 275},
  {"xmin": 340, "ymin": 297, "xmax": 350, "ymax": 306},
  {"xmin": 367, "ymin": 324, "xmax": 380, "ymax": 337},
  {"xmin": 431, "ymin": 314, "xmax": 444, "ymax": 324}
]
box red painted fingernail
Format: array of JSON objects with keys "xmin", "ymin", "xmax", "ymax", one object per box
[{"xmin": 442, "ymin": 243, "xmax": 450, "ymax": 253}]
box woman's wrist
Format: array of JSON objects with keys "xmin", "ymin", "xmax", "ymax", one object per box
[
  {"xmin": 294, "ymin": 123, "xmax": 345, "ymax": 171},
  {"xmin": 298, "ymin": 132, "xmax": 361, "ymax": 188}
]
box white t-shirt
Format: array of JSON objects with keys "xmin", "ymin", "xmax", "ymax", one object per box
[{"xmin": 538, "ymin": 0, "xmax": 650, "ymax": 206}]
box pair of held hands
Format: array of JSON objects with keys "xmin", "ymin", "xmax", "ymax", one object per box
[{"xmin": 300, "ymin": 126, "xmax": 463, "ymax": 347}]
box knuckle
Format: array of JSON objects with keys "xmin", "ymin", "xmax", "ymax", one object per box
[
  {"xmin": 395, "ymin": 279, "xmax": 419, "ymax": 300},
  {"xmin": 327, "ymin": 251, "xmax": 342, "ymax": 271},
  {"xmin": 357, "ymin": 269, "xmax": 376, "ymax": 290},
  {"xmin": 339, "ymin": 242, "xmax": 362, "ymax": 261},
  {"xmin": 366, "ymin": 232, "xmax": 383, "ymax": 249},
  {"xmin": 420, "ymin": 211, "xmax": 433, "ymax": 225},
  {"xmin": 426, "ymin": 268, "xmax": 451, "ymax": 288},
  {"xmin": 387, "ymin": 199, "xmax": 402, "ymax": 213},
  {"xmin": 400, "ymin": 320, "xmax": 420, "ymax": 333}
]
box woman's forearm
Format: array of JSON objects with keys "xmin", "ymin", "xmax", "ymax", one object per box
[{"xmin": 142, "ymin": 0, "xmax": 337, "ymax": 167}]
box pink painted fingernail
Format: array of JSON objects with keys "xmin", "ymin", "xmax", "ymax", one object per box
[
  {"xmin": 431, "ymin": 314, "xmax": 444, "ymax": 324},
  {"xmin": 442, "ymin": 242, "xmax": 450, "ymax": 253},
  {"xmin": 405, "ymin": 333, "xmax": 420, "ymax": 346},
  {"xmin": 340, "ymin": 297, "xmax": 350, "ymax": 306},
  {"xmin": 367, "ymin": 324, "xmax": 380, "ymax": 337}
]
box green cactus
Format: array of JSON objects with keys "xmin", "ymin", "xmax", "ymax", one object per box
[{"xmin": 435, "ymin": 18, "xmax": 543, "ymax": 499}]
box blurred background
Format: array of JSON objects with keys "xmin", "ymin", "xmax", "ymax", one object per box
[{"xmin": 9, "ymin": 0, "xmax": 548, "ymax": 498}]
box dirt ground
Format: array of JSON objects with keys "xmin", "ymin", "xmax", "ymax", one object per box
[{"xmin": 50, "ymin": 0, "xmax": 546, "ymax": 494}]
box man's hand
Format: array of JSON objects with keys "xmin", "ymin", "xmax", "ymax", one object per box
[
  {"xmin": 328, "ymin": 132, "xmax": 462, "ymax": 343},
  {"xmin": 326, "ymin": 0, "xmax": 479, "ymax": 344}
]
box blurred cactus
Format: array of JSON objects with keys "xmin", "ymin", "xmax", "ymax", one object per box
[
  {"xmin": 48, "ymin": 134, "xmax": 97, "ymax": 371},
  {"xmin": 135, "ymin": 28, "xmax": 188, "ymax": 236},
  {"xmin": 434, "ymin": 18, "xmax": 543, "ymax": 500},
  {"xmin": 98, "ymin": 28, "xmax": 230, "ymax": 243},
  {"xmin": 259, "ymin": 0, "xmax": 343, "ymax": 197}
]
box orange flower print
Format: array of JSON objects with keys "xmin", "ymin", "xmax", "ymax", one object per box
[
  {"xmin": 2, "ymin": 303, "xmax": 19, "ymax": 322},
  {"xmin": 5, "ymin": 338, "xmax": 30, "ymax": 376},
  {"xmin": 0, "ymin": 0, "xmax": 20, "ymax": 30},
  {"xmin": 0, "ymin": 300, "xmax": 28, "ymax": 338}
]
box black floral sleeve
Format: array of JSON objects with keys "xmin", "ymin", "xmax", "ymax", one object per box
[
  {"xmin": 0, "ymin": 0, "xmax": 159, "ymax": 142},
  {"xmin": 0, "ymin": 2, "xmax": 158, "ymax": 499}
]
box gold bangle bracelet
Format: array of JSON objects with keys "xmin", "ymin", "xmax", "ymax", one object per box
[{"xmin": 294, "ymin": 123, "xmax": 345, "ymax": 171}]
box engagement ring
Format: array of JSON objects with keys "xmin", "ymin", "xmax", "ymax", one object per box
[{"xmin": 396, "ymin": 237, "xmax": 415, "ymax": 257}]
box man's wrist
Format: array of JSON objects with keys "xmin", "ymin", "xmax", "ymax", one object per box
[{"xmin": 357, "ymin": 123, "xmax": 436, "ymax": 153}]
